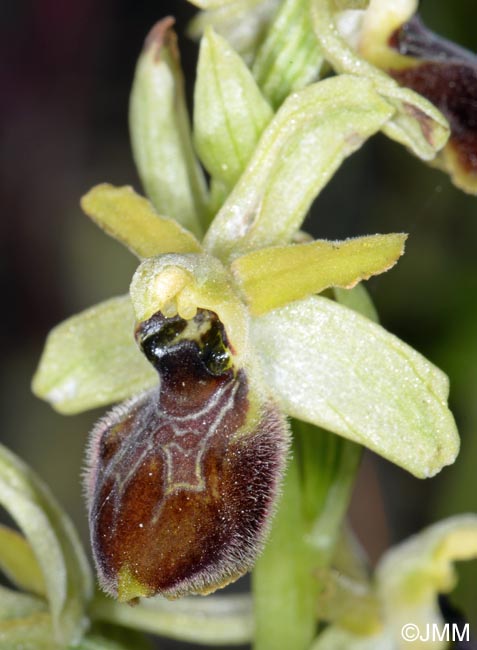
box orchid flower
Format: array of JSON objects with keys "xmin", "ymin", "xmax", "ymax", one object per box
[{"xmin": 31, "ymin": 16, "xmax": 459, "ymax": 608}]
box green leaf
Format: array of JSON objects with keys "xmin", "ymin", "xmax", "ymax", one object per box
[
  {"xmin": 253, "ymin": 0, "xmax": 324, "ymax": 108},
  {"xmin": 0, "ymin": 525, "xmax": 45, "ymax": 596},
  {"xmin": 204, "ymin": 75, "xmax": 395, "ymax": 260},
  {"xmin": 0, "ymin": 444, "xmax": 92, "ymax": 645},
  {"xmin": 188, "ymin": 0, "xmax": 281, "ymax": 64},
  {"xmin": 231, "ymin": 234, "xmax": 406, "ymax": 315},
  {"xmin": 0, "ymin": 585, "xmax": 47, "ymax": 621},
  {"xmin": 91, "ymin": 593, "xmax": 253, "ymax": 646},
  {"xmin": 194, "ymin": 27, "xmax": 273, "ymax": 192},
  {"xmin": 251, "ymin": 295, "xmax": 459, "ymax": 478},
  {"xmin": 32, "ymin": 296, "xmax": 157, "ymax": 414},
  {"xmin": 311, "ymin": 0, "xmax": 449, "ymax": 160},
  {"xmin": 129, "ymin": 18, "xmax": 208, "ymax": 237},
  {"xmin": 80, "ymin": 185, "xmax": 202, "ymax": 259}
]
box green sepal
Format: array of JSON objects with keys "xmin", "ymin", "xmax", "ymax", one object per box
[
  {"xmin": 0, "ymin": 525, "xmax": 45, "ymax": 596},
  {"xmin": 194, "ymin": 28, "xmax": 273, "ymax": 193},
  {"xmin": 251, "ymin": 295, "xmax": 459, "ymax": 478},
  {"xmin": 0, "ymin": 444, "xmax": 92, "ymax": 645},
  {"xmin": 32, "ymin": 296, "xmax": 157, "ymax": 415},
  {"xmin": 80, "ymin": 185, "xmax": 202, "ymax": 259},
  {"xmin": 311, "ymin": 0, "xmax": 450, "ymax": 160},
  {"xmin": 204, "ymin": 74, "xmax": 394, "ymax": 260},
  {"xmin": 129, "ymin": 18, "xmax": 208, "ymax": 237},
  {"xmin": 253, "ymin": 0, "xmax": 324, "ymax": 108},
  {"xmin": 231, "ymin": 233, "xmax": 406, "ymax": 315}
]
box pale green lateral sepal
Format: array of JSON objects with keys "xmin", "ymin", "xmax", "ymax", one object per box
[
  {"xmin": 253, "ymin": 0, "xmax": 324, "ymax": 108},
  {"xmin": 32, "ymin": 296, "xmax": 157, "ymax": 414},
  {"xmin": 251, "ymin": 295, "xmax": 459, "ymax": 478},
  {"xmin": 0, "ymin": 444, "xmax": 92, "ymax": 645},
  {"xmin": 0, "ymin": 525, "xmax": 46, "ymax": 596},
  {"xmin": 188, "ymin": 0, "xmax": 281, "ymax": 64},
  {"xmin": 129, "ymin": 18, "xmax": 208, "ymax": 237},
  {"xmin": 81, "ymin": 185, "xmax": 202, "ymax": 259},
  {"xmin": 204, "ymin": 75, "xmax": 395, "ymax": 260},
  {"xmin": 311, "ymin": 0, "xmax": 449, "ymax": 160},
  {"xmin": 232, "ymin": 233, "xmax": 406, "ymax": 315},
  {"xmin": 376, "ymin": 514, "xmax": 477, "ymax": 650},
  {"xmin": 194, "ymin": 28, "xmax": 273, "ymax": 194}
]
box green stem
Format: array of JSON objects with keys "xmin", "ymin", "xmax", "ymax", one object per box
[
  {"xmin": 252, "ymin": 436, "xmax": 317, "ymax": 650},
  {"xmin": 252, "ymin": 423, "xmax": 362, "ymax": 650}
]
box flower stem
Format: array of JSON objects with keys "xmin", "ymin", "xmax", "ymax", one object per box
[{"xmin": 252, "ymin": 422, "xmax": 362, "ymax": 650}]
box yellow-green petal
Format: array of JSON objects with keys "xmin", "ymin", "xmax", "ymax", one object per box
[
  {"xmin": 0, "ymin": 525, "xmax": 45, "ymax": 597},
  {"xmin": 251, "ymin": 295, "xmax": 459, "ymax": 478},
  {"xmin": 80, "ymin": 184, "xmax": 202, "ymax": 259},
  {"xmin": 32, "ymin": 296, "xmax": 157, "ymax": 415},
  {"xmin": 194, "ymin": 28, "xmax": 273, "ymax": 194},
  {"xmin": 204, "ymin": 75, "xmax": 395, "ymax": 260},
  {"xmin": 129, "ymin": 18, "xmax": 208, "ymax": 237},
  {"xmin": 232, "ymin": 233, "xmax": 406, "ymax": 315}
]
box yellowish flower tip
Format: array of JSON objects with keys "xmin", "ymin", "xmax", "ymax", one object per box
[{"xmin": 117, "ymin": 565, "xmax": 153, "ymax": 603}]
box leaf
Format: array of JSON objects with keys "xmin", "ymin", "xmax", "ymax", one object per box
[
  {"xmin": 204, "ymin": 75, "xmax": 394, "ymax": 260},
  {"xmin": 311, "ymin": 0, "xmax": 450, "ymax": 160},
  {"xmin": 251, "ymin": 295, "xmax": 459, "ymax": 478},
  {"xmin": 194, "ymin": 28, "xmax": 273, "ymax": 193},
  {"xmin": 91, "ymin": 592, "xmax": 253, "ymax": 646},
  {"xmin": 129, "ymin": 18, "xmax": 208, "ymax": 237},
  {"xmin": 32, "ymin": 296, "xmax": 157, "ymax": 414},
  {"xmin": 0, "ymin": 525, "xmax": 45, "ymax": 596},
  {"xmin": 0, "ymin": 444, "xmax": 92, "ymax": 645},
  {"xmin": 253, "ymin": 0, "xmax": 324, "ymax": 108},
  {"xmin": 81, "ymin": 185, "xmax": 202, "ymax": 259},
  {"xmin": 231, "ymin": 233, "xmax": 406, "ymax": 315}
]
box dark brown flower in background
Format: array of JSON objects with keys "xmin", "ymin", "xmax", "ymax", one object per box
[{"xmin": 383, "ymin": 15, "xmax": 477, "ymax": 193}]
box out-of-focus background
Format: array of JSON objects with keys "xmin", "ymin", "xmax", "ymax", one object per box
[{"xmin": 1, "ymin": 1, "xmax": 476, "ymax": 647}]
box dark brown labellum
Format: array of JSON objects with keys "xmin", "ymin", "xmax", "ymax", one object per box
[
  {"xmin": 85, "ymin": 309, "xmax": 289, "ymax": 601},
  {"xmin": 389, "ymin": 15, "xmax": 477, "ymax": 183}
]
